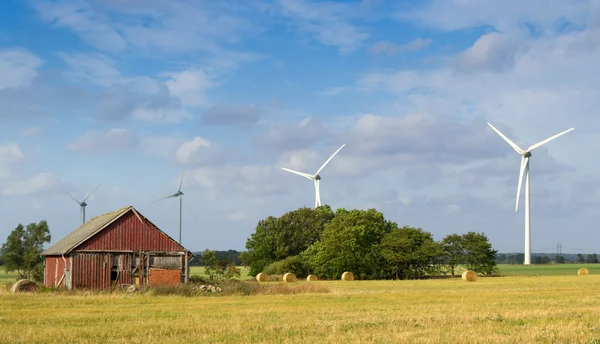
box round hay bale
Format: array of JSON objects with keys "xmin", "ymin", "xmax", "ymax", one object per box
[
  {"xmin": 306, "ymin": 274, "xmax": 318, "ymax": 281},
  {"xmin": 341, "ymin": 271, "xmax": 354, "ymax": 281},
  {"xmin": 462, "ymin": 270, "xmax": 477, "ymax": 282},
  {"xmin": 256, "ymin": 272, "xmax": 269, "ymax": 282},
  {"xmin": 10, "ymin": 279, "xmax": 38, "ymax": 293},
  {"xmin": 282, "ymin": 273, "xmax": 296, "ymax": 282},
  {"xmin": 578, "ymin": 268, "xmax": 589, "ymax": 276}
]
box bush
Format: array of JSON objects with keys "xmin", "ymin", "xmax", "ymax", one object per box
[{"xmin": 263, "ymin": 256, "xmax": 310, "ymax": 278}]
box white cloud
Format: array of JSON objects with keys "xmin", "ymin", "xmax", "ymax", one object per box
[
  {"xmin": 0, "ymin": 49, "xmax": 43, "ymax": 90},
  {"xmin": 32, "ymin": 0, "xmax": 128, "ymax": 52},
  {"xmin": 275, "ymin": 0, "xmax": 370, "ymax": 53},
  {"xmin": 66, "ymin": 129, "xmax": 139, "ymax": 152},
  {"xmin": 369, "ymin": 38, "xmax": 432, "ymax": 55},
  {"xmin": 164, "ymin": 69, "xmax": 215, "ymax": 107},
  {"xmin": 396, "ymin": 0, "xmax": 591, "ymax": 33},
  {"xmin": 173, "ymin": 136, "xmax": 231, "ymax": 167},
  {"xmin": 19, "ymin": 126, "xmax": 43, "ymax": 136},
  {"xmin": 1, "ymin": 173, "xmax": 66, "ymax": 196}
]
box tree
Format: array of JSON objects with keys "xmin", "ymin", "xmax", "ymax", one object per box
[
  {"xmin": 202, "ymin": 249, "xmax": 240, "ymax": 281},
  {"xmin": 381, "ymin": 226, "xmax": 443, "ymax": 280},
  {"xmin": 577, "ymin": 253, "xmax": 585, "ymax": 263},
  {"xmin": 440, "ymin": 234, "xmax": 465, "ymax": 277},
  {"xmin": 554, "ymin": 255, "xmax": 565, "ymax": 264},
  {"xmin": 243, "ymin": 206, "xmax": 334, "ymax": 276},
  {"xmin": 0, "ymin": 221, "xmax": 51, "ymax": 282},
  {"xmin": 461, "ymin": 232, "xmax": 498, "ymax": 275},
  {"xmin": 496, "ymin": 253, "xmax": 507, "ymax": 264},
  {"xmin": 308, "ymin": 208, "xmax": 396, "ymax": 280},
  {"xmin": 533, "ymin": 256, "xmax": 543, "ymax": 264},
  {"xmin": 588, "ymin": 253, "xmax": 599, "ymax": 264}
]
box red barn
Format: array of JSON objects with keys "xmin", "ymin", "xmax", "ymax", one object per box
[{"xmin": 41, "ymin": 205, "xmax": 193, "ymax": 290}]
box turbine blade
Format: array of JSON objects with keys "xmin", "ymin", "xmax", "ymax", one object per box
[
  {"xmin": 180, "ymin": 195, "xmax": 200, "ymax": 222},
  {"xmin": 487, "ymin": 123, "xmax": 522, "ymax": 154},
  {"xmin": 178, "ymin": 169, "xmax": 187, "ymax": 192},
  {"xmin": 281, "ymin": 167, "xmax": 313, "ymax": 179},
  {"xmin": 150, "ymin": 193, "xmax": 179, "ymax": 204},
  {"xmin": 316, "ymin": 179, "xmax": 321, "ymax": 207},
  {"xmin": 526, "ymin": 127, "xmax": 574, "ymax": 152},
  {"xmin": 82, "ymin": 184, "xmax": 100, "ymax": 203},
  {"xmin": 315, "ymin": 144, "xmax": 345, "ymax": 176},
  {"xmin": 515, "ymin": 156, "xmax": 527, "ymax": 212},
  {"xmin": 67, "ymin": 193, "xmax": 81, "ymax": 205},
  {"xmin": 314, "ymin": 179, "xmax": 319, "ymax": 208}
]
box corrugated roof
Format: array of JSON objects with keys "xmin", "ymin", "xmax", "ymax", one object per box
[{"xmin": 42, "ymin": 206, "xmax": 133, "ymax": 256}]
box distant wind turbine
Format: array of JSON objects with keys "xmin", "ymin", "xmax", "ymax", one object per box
[
  {"xmin": 281, "ymin": 144, "xmax": 345, "ymax": 208},
  {"xmin": 487, "ymin": 123, "xmax": 574, "ymax": 265},
  {"xmin": 151, "ymin": 162, "xmax": 195, "ymax": 245},
  {"xmin": 68, "ymin": 185, "xmax": 100, "ymax": 225}
]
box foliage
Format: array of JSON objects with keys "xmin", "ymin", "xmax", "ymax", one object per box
[
  {"xmin": 0, "ymin": 220, "xmax": 51, "ymax": 282},
  {"xmin": 309, "ymin": 208, "xmax": 396, "ymax": 280},
  {"xmin": 461, "ymin": 232, "xmax": 498, "ymax": 275},
  {"xmin": 189, "ymin": 250, "xmax": 242, "ymax": 266},
  {"xmin": 243, "ymin": 206, "xmax": 334, "ymax": 276},
  {"xmin": 201, "ymin": 249, "xmax": 241, "ymax": 281},
  {"xmin": 440, "ymin": 234, "xmax": 465, "ymax": 277},
  {"xmin": 381, "ymin": 226, "xmax": 444, "ymax": 279},
  {"xmin": 263, "ymin": 255, "xmax": 311, "ymax": 278}
]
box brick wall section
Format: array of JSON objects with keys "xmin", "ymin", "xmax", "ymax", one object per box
[{"xmin": 149, "ymin": 268, "xmax": 181, "ymax": 286}]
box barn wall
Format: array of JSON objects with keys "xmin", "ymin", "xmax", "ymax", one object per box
[
  {"xmin": 44, "ymin": 256, "xmax": 71, "ymax": 288},
  {"xmin": 77, "ymin": 211, "xmax": 184, "ymax": 252},
  {"xmin": 71, "ymin": 253, "xmax": 110, "ymax": 290}
]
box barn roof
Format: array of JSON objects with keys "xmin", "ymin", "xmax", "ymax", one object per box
[{"xmin": 42, "ymin": 206, "xmax": 190, "ymax": 256}]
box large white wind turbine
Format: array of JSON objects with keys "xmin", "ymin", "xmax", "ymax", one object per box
[
  {"xmin": 281, "ymin": 144, "xmax": 345, "ymax": 208},
  {"xmin": 68, "ymin": 185, "xmax": 100, "ymax": 225},
  {"xmin": 487, "ymin": 123, "xmax": 574, "ymax": 265}
]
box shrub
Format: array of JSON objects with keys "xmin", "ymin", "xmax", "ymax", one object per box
[{"xmin": 264, "ymin": 256, "xmax": 310, "ymax": 278}]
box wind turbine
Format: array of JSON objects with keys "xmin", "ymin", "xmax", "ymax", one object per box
[
  {"xmin": 281, "ymin": 144, "xmax": 345, "ymax": 208},
  {"xmin": 151, "ymin": 166, "xmax": 194, "ymax": 245},
  {"xmin": 68, "ymin": 185, "xmax": 100, "ymax": 225},
  {"xmin": 487, "ymin": 123, "xmax": 574, "ymax": 265}
]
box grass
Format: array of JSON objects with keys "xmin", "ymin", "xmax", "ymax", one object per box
[
  {"xmin": 2, "ymin": 275, "xmax": 600, "ymax": 343},
  {"xmin": 497, "ymin": 263, "xmax": 598, "ymax": 276}
]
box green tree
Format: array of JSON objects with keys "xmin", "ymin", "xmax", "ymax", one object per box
[
  {"xmin": 243, "ymin": 206, "xmax": 334, "ymax": 276},
  {"xmin": 0, "ymin": 220, "xmax": 51, "ymax": 282},
  {"xmin": 309, "ymin": 208, "xmax": 396, "ymax": 280},
  {"xmin": 461, "ymin": 232, "xmax": 498, "ymax": 275},
  {"xmin": 587, "ymin": 253, "xmax": 599, "ymax": 264},
  {"xmin": 577, "ymin": 253, "xmax": 585, "ymax": 263},
  {"xmin": 381, "ymin": 226, "xmax": 443, "ymax": 280},
  {"xmin": 202, "ymin": 249, "xmax": 240, "ymax": 281},
  {"xmin": 440, "ymin": 234, "xmax": 465, "ymax": 277}
]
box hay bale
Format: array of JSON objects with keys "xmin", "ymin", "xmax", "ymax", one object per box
[
  {"xmin": 282, "ymin": 273, "xmax": 296, "ymax": 282},
  {"xmin": 462, "ymin": 270, "xmax": 477, "ymax": 282},
  {"xmin": 341, "ymin": 271, "xmax": 354, "ymax": 281},
  {"xmin": 256, "ymin": 272, "xmax": 269, "ymax": 282},
  {"xmin": 10, "ymin": 279, "xmax": 38, "ymax": 293},
  {"xmin": 578, "ymin": 268, "xmax": 589, "ymax": 276},
  {"xmin": 306, "ymin": 274, "xmax": 318, "ymax": 281}
]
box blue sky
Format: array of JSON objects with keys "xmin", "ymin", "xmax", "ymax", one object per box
[{"xmin": 1, "ymin": 0, "xmax": 599, "ymax": 254}]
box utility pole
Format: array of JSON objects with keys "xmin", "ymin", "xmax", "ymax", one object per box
[{"xmin": 556, "ymin": 244, "xmax": 562, "ymax": 264}]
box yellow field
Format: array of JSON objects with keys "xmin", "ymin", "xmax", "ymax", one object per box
[{"xmin": 2, "ymin": 275, "xmax": 600, "ymax": 343}]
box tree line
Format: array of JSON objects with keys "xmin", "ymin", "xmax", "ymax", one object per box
[
  {"xmin": 240, "ymin": 206, "xmax": 498, "ymax": 280},
  {"xmin": 496, "ymin": 253, "xmax": 600, "ymax": 265}
]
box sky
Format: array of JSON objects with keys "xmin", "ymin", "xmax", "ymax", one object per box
[{"xmin": 1, "ymin": 0, "xmax": 599, "ymax": 254}]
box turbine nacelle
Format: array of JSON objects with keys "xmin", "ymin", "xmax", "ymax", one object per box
[
  {"xmin": 523, "ymin": 151, "xmax": 532, "ymax": 158},
  {"xmin": 314, "ymin": 174, "xmax": 321, "ymax": 180}
]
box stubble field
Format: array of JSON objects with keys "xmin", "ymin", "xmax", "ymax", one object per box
[{"xmin": 1, "ymin": 265, "xmax": 600, "ymax": 343}]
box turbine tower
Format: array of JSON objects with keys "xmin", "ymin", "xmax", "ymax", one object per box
[
  {"xmin": 68, "ymin": 185, "xmax": 100, "ymax": 225},
  {"xmin": 487, "ymin": 123, "xmax": 574, "ymax": 265},
  {"xmin": 281, "ymin": 144, "xmax": 345, "ymax": 208},
  {"xmin": 152, "ymin": 169, "xmax": 190, "ymax": 245}
]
